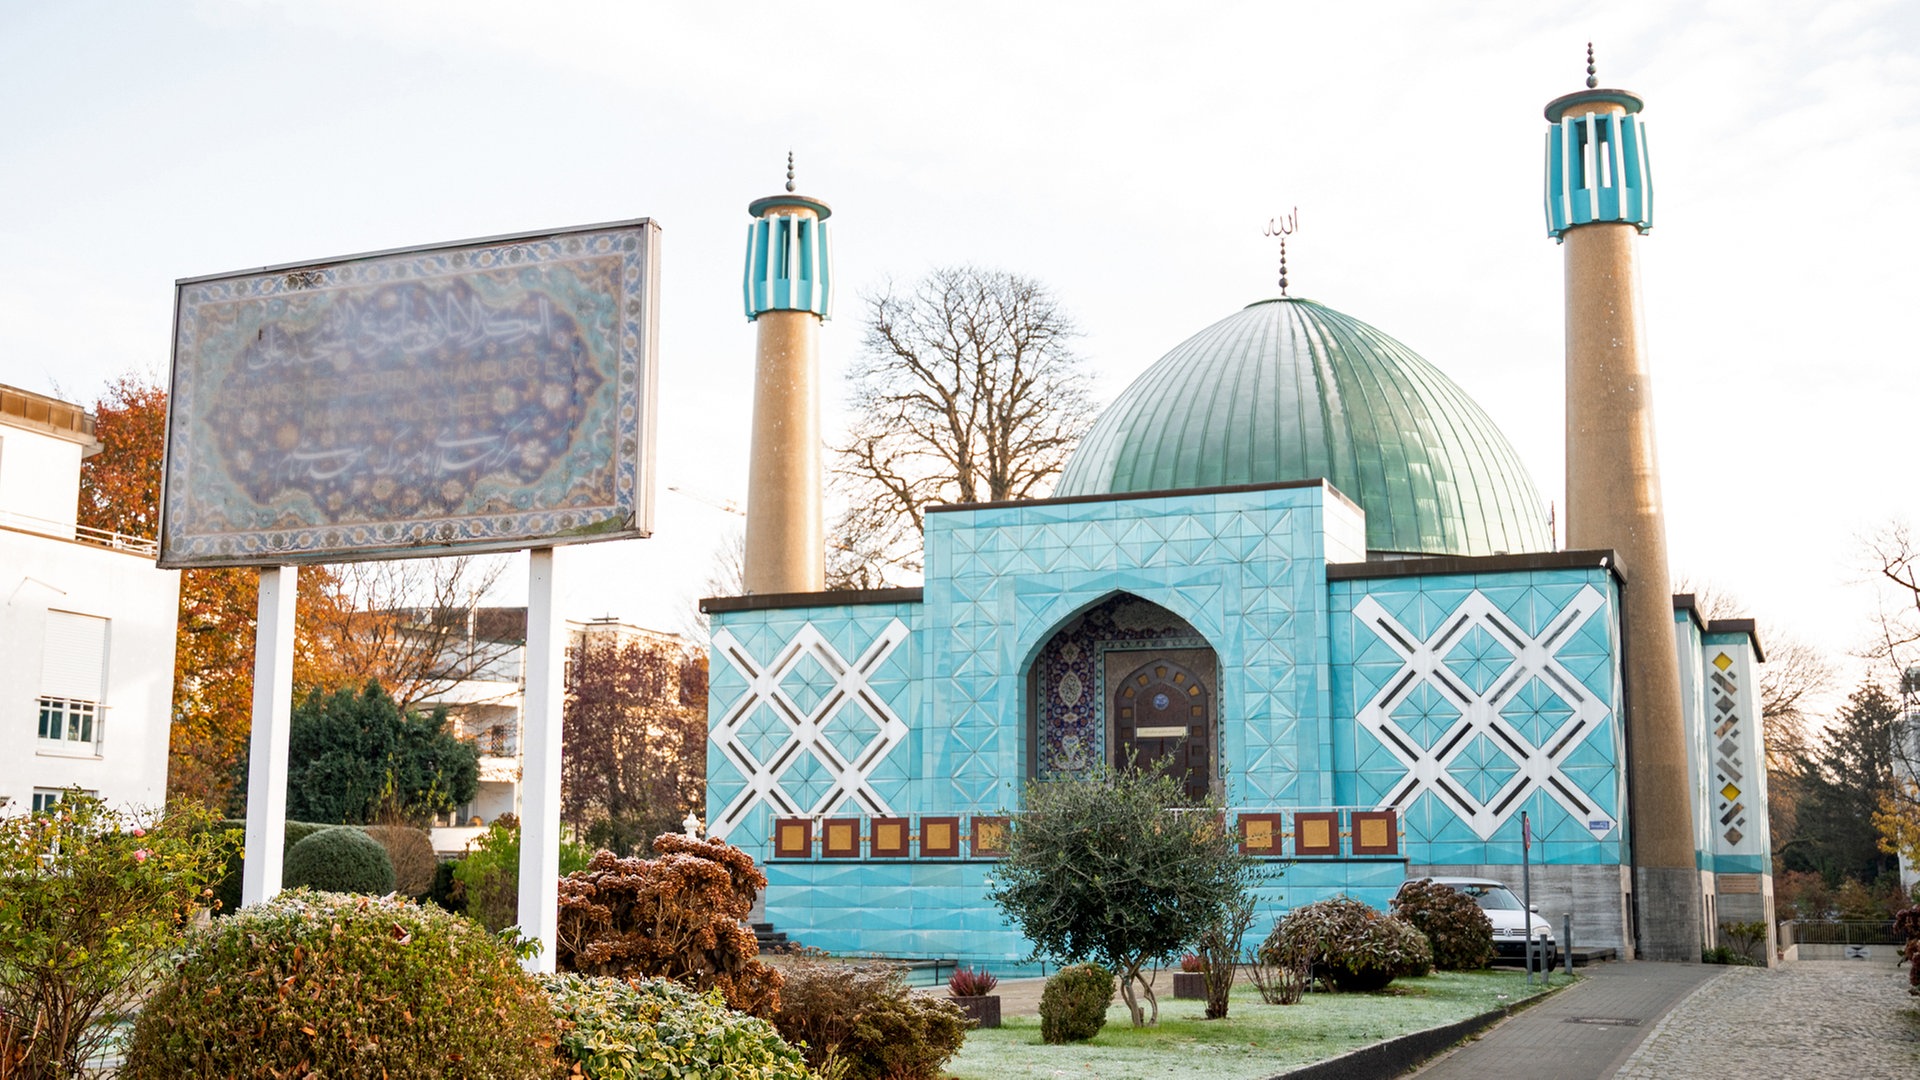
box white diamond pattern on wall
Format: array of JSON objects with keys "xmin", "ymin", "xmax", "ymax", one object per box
[
  {"xmin": 707, "ymin": 619, "xmax": 911, "ymax": 840},
  {"xmin": 1354, "ymin": 587, "xmax": 1615, "ymax": 839}
]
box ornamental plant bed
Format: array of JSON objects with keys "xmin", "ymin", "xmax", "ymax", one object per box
[{"xmin": 949, "ymin": 968, "xmax": 1565, "ymax": 1080}]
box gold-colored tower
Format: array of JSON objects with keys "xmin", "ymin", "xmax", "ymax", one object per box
[
  {"xmin": 740, "ymin": 155, "xmax": 831, "ymax": 594},
  {"xmin": 1545, "ymin": 49, "xmax": 1701, "ymax": 961}
]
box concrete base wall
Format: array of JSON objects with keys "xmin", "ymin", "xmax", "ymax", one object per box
[
  {"xmin": 1636, "ymin": 865, "xmax": 1705, "ymax": 962},
  {"xmin": 1409, "ymin": 862, "xmax": 1632, "ymax": 956}
]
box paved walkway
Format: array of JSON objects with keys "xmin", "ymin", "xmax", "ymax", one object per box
[
  {"xmin": 1616, "ymin": 960, "xmax": 1919, "ymax": 1079},
  {"xmin": 1410, "ymin": 962, "xmax": 1720, "ymax": 1080}
]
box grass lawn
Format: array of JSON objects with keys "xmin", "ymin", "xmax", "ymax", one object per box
[{"xmin": 948, "ymin": 969, "xmax": 1565, "ymax": 1080}]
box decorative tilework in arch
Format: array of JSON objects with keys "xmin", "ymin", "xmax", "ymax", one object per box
[{"xmin": 1031, "ymin": 593, "xmax": 1211, "ymax": 778}]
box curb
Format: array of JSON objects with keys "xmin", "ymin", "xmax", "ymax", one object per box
[{"xmin": 1267, "ymin": 977, "xmax": 1576, "ymax": 1080}]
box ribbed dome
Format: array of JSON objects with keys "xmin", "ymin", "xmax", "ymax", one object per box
[{"xmin": 1056, "ymin": 298, "xmax": 1551, "ymax": 557}]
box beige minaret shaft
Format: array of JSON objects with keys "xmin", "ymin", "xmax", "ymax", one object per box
[
  {"xmin": 1559, "ymin": 98, "xmax": 1699, "ymax": 962},
  {"xmin": 744, "ymin": 303, "xmax": 825, "ymax": 593}
]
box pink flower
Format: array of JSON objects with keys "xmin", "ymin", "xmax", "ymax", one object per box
[
  {"xmin": 131, "ymin": 828, "xmax": 146, "ymax": 838},
  {"xmin": 133, "ymin": 849, "xmax": 151, "ymax": 863}
]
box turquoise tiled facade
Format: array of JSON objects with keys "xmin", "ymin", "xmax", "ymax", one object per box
[
  {"xmin": 705, "ymin": 482, "xmax": 1648, "ymax": 966},
  {"xmin": 1328, "ymin": 566, "xmax": 1629, "ymax": 869}
]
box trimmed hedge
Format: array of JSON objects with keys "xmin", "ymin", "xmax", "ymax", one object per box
[
  {"xmin": 208, "ymin": 819, "xmax": 336, "ymax": 915},
  {"xmin": 543, "ymin": 974, "xmax": 810, "ymax": 1080},
  {"xmin": 1038, "ymin": 962, "xmax": 1114, "ymax": 1043},
  {"xmin": 122, "ymin": 890, "xmax": 553, "ymax": 1079},
  {"xmin": 770, "ymin": 960, "xmax": 968, "ymax": 1080},
  {"xmin": 362, "ymin": 824, "xmax": 438, "ymax": 897},
  {"xmin": 283, "ymin": 825, "xmax": 395, "ymax": 896}
]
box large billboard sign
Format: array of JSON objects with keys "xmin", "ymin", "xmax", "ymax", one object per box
[{"xmin": 159, "ymin": 219, "xmax": 659, "ymax": 568}]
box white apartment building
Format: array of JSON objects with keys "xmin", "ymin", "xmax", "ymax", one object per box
[
  {"xmin": 423, "ymin": 612, "xmax": 683, "ymax": 854},
  {"xmin": 0, "ymin": 386, "xmax": 178, "ymax": 815}
]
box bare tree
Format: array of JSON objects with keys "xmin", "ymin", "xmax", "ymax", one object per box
[
  {"xmin": 1860, "ymin": 522, "xmax": 1920, "ymax": 875},
  {"xmin": 302, "ymin": 554, "xmax": 514, "ymax": 710},
  {"xmin": 561, "ymin": 633, "xmax": 708, "ymax": 855},
  {"xmin": 833, "ymin": 266, "xmax": 1098, "ymax": 580}
]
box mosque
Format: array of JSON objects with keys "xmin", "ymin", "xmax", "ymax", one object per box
[{"xmin": 701, "ymin": 61, "xmax": 1773, "ymax": 967}]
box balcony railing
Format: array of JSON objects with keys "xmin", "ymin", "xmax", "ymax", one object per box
[{"xmin": 0, "ymin": 507, "xmax": 157, "ymax": 556}]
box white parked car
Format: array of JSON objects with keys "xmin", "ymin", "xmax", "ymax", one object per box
[{"xmin": 1400, "ymin": 877, "xmax": 1557, "ymax": 968}]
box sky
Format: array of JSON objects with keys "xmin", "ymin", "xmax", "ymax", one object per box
[{"xmin": 2, "ymin": 0, "xmax": 1916, "ymax": 715}]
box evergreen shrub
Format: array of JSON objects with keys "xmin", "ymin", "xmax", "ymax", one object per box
[
  {"xmin": 209, "ymin": 818, "xmax": 337, "ymax": 915},
  {"xmin": 283, "ymin": 825, "xmax": 396, "ymax": 896},
  {"xmin": 770, "ymin": 960, "xmax": 968, "ymax": 1080},
  {"xmin": 1262, "ymin": 896, "xmax": 1432, "ymax": 992},
  {"xmin": 543, "ymin": 974, "xmax": 810, "ymax": 1080},
  {"xmin": 123, "ymin": 890, "xmax": 554, "ymax": 1079},
  {"xmin": 1038, "ymin": 962, "xmax": 1114, "ymax": 1043},
  {"xmin": 1390, "ymin": 879, "xmax": 1494, "ymax": 971}
]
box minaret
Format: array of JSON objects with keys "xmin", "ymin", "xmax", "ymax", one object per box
[
  {"xmin": 740, "ymin": 154, "xmax": 831, "ymax": 594},
  {"xmin": 1545, "ymin": 48, "xmax": 1700, "ymax": 961}
]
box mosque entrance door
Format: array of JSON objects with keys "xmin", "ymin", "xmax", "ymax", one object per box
[{"xmin": 1112, "ymin": 656, "xmax": 1214, "ymax": 800}]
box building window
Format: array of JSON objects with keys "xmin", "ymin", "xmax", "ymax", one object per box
[
  {"xmin": 38, "ymin": 696, "xmax": 100, "ymax": 747},
  {"xmin": 31, "ymin": 788, "xmax": 92, "ymax": 813}
]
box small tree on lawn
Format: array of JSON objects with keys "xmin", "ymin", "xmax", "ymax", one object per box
[{"xmin": 988, "ymin": 764, "xmax": 1265, "ymax": 1027}]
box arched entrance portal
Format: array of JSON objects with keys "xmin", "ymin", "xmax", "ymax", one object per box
[
  {"xmin": 1113, "ymin": 656, "xmax": 1213, "ymax": 800},
  {"xmin": 1028, "ymin": 593, "xmax": 1219, "ymax": 796}
]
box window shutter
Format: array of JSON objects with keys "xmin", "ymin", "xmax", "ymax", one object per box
[{"xmin": 41, "ymin": 611, "xmax": 108, "ymax": 702}]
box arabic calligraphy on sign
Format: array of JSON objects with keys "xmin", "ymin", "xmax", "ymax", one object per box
[{"xmin": 160, "ymin": 222, "xmax": 656, "ymax": 567}]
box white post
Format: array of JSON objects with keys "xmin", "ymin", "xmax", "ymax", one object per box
[
  {"xmin": 517, "ymin": 547, "xmax": 565, "ymax": 972},
  {"xmin": 240, "ymin": 565, "xmax": 298, "ymax": 907}
]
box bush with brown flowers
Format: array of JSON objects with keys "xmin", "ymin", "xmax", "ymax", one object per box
[
  {"xmin": 556, "ymin": 833, "xmax": 782, "ymax": 1016},
  {"xmin": 1390, "ymin": 879, "xmax": 1494, "ymax": 971},
  {"xmin": 1262, "ymin": 895, "xmax": 1433, "ymax": 992}
]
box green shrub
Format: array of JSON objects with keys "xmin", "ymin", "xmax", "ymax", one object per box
[
  {"xmin": 542, "ymin": 974, "xmax": 809, "ymax": 1080},
  {"xmin": 283, "ymin": 824, "xmax": 396, "ymax": 895},
  {"xmin": 1038, "ymin": 962, "xmax": 1114, "ymax": 1043},
  {"xmin": 1718, "ymin": 920, "xmax": 1768, "ymax": 965},
  {"xmin": 208, "ymin": 818, "xmax": 339, "ymax": 916},
  {"xmin": 1391, "ymin": 879, "xmax": 1493, "ymax": 971},
  {"xmin": 0, "ymin": 794, "xmax": 234, "ymax": 1078},
  {"xmin": 122, "ymin": 890, "xmax": 554, "ymax": 1079},
  {"xmin": 1262, "ymin": 896, "xmax": 1432, "ymax": 992},
  {"xmin": 363, "ymin": 824, "xmax": 439, "ymax": 897},
  {"xmin": 770, "ymin": 960, "xmax": 968, "ymax": 1079},
  {"xmin": 453, "ymin": 817, "xmax": 592, "ymax": 932}
]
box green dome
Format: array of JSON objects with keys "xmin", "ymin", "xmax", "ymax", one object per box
[{"xmin": 1056, "ymin": 298, "xmax": 1551, "ymax": 557}]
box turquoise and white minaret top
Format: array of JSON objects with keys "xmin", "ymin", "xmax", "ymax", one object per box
[
  {"xmin": 742, "ymin": 154, "xmax": 833, "ymax": 320},
  {"xmin": 1543, "ymin": 57, "xmax": 1652, "ymax": 241}
]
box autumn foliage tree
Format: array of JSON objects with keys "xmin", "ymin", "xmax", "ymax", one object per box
[
  {"xmin": 555, "ymin": 834, "xmax": 782, "ymax": 1016},
  {"xmin": 78, "ymin": 374, "xmax": 369, "ymax": 807},
  {"xmin": 561, "ymin": 633, "xmax": 708, "ymax": 854}
]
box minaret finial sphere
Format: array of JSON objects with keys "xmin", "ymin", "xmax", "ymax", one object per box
[
  {"xmin": 786, "ymin": 150, "xmax": 796, "ymax": 194},
  {"xmin": 1586, "ymin": 42, "xmax": 1597, "ymax": 89}
]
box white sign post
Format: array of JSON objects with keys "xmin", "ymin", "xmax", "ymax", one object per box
[
  {"xmin": 240, "ymin": 565, "xmax": 298, "ymax": 906},
  {"xmin": 517, "ymin": 547, "xmax": 567, "ymax": 971}
]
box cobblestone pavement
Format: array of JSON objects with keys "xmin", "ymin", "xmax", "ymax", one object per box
[{"xmin": 1616, "ymin": 960, "xmax": 1920, "ymax": 1079}]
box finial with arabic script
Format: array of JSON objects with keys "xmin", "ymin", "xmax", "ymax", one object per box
[{"xmin": 1264, "ymin": 208, "xmax": 1298, "ymax": 297}]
